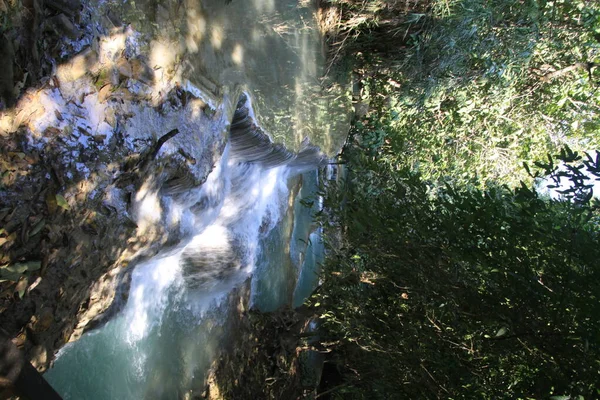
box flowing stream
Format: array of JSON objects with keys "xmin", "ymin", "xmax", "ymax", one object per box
[{"xmin": 44, "ymin": 0, "xmax": 349, "ymax": 398}]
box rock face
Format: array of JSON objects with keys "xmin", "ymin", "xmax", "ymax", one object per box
[{"xmin": 0, "ymin": 8, "xmax": 232, "ymax": 375}]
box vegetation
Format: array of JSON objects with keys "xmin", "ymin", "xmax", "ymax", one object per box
[
  {"xmin": 315, "ymin": 146, "xmax": 600, "ymax": 399},
  {"xmin": 312, "ymin": 0, "xmax": 600, "ymax": 398},
  {"xmin": 325, "ymin": 0, "xmax": 600, "ymax": 187}
]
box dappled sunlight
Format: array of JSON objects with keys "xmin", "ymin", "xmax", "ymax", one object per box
[
  {"xmin": 134, "ymin": 180, "xmax": 163, "ymax": 236},
  {"xmin": 252, "ymin": 0, "xmax": 275, "ymax": 13},
  {"xmin": 210, "ymin": 26, "xmax": 224, "ymax": 50},
  {"xmin": 185, "ymin": 6, "xmax": 207, "ymax": 53},
  {"xmin": 150, "ymin": 39, "xmax": 184, "ymax": 103},
  {"xmin": 0, "ymin": 0, "xmax": 351, "ymax": 394},
  {"xmin": 54, "ymin": 49, "xmax": 98, "ymax": 86},
  {"xmin": 231, "ymin": 43, "xmax": 244, "ymax": 66},
  {"xmin": 99, "ymin": 32, "xmax": 127, "ymax": 64}
]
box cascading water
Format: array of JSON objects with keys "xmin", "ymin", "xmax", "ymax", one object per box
[
  {"xmin": 40, "ymin": 0, "xmax": 351, "ymax": 395},
  {"xmin": 45, "ymin": 95, "xmax": 330, "ymax": 398}
]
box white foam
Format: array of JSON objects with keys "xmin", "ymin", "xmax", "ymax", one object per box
[{"xmin": 125, "ymin": 251, "xmax": 184, "ymax": 343}]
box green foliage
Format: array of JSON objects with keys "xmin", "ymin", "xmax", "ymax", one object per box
[
  {"xmin": 0, "ymin": 260, "xmax": 41, "ymax": 282},
  {"xmin": 351, "ymin": 0, "xmax": 600, "ymax": 189},
  {"xmin": 314, "ymin": 0, "xmax": 600, "ymax": 398},
  {"xmin": 315, "ymin": 141, "xmax": 600, "ymax": 399}
]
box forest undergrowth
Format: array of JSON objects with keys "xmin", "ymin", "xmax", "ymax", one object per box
[{"xmin": 311, "ymin": 0, "xmax": 600, "ymax": 398}]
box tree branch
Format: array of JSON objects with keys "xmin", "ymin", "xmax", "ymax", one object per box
[{"xmin": 541, "ymin": 62, "xmax": 596, "ymax": 83}]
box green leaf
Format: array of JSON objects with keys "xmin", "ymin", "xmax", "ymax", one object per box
[
  {"xmin": 29, "ymin": 219, "xmax": 45, "ymax": 236},
  {"xmin": 23, "ymin": 261, "xmax": 42, "ymax": 271},
  {"xmin": 56, "ymin": 194, "xmax": 70, "ymax": 210},
  {"xmin": 523, "ymin": 162, "xmax": 532, "ymax": 177},
  {"xmin": 2, "ymin": 263, "xmax": 28, "ymax": 274},
  {"xmin": 0, "ymin": 261, "xmax": 41, "ymax": 282},
  {"xmin": 0, "ymin": 269, "xmax": 22, "ymax": 282},
  {"xmin": 1, "ymin": 261, "xmax": 42, "ymax": 273},
  {"xmin": 495, "ymin": 327, "xmax": 508, "ymax": 338},
  {"xmin": 557, "ymin": 97, "xmax": 568, "ymax": 108}
]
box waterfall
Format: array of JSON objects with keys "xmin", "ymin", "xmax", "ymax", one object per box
[{"xmin": 45, "ymin": 95, "xmax": 328, "ymax": 399}]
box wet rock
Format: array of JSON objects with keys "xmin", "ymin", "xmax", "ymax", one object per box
[{"xmin": 181, "ymin": 233, "xmax": 244, "ymax": 289}]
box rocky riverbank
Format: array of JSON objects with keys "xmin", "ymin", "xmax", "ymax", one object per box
[{"xmin": 0, "ymin": 0, "xmax": 231, "ymax": 382}]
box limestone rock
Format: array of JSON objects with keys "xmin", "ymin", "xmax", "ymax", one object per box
[{"xmin": 55, "ymin": 48, "xmax": 99, "ymax": 85}]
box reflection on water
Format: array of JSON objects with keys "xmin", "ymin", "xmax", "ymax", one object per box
[{"xmin": 98, "ymin": 0, "xmax": 350, "ymax": 154}]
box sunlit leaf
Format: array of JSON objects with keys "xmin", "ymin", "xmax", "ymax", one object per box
[
  {"xmin": 495, "ymin": 327, "xmax": 508, "ymax": 338},
  {"xmin": 56, "ymin": 194, "xmax": 70, "ymax": 210}
]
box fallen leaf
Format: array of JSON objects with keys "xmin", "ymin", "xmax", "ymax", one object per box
[
  {"xmin": 495, "ymin": 327, "xmax": 508, "ymax": 338},
  {"xmin": 56, "ymin": 194, "xmax": 70, "ymax": 210},
  {"xmin": 46, "ymin": 192, "xmax": 58, "ymax": 214},
  {"xmin": 0, "ymin": 264, "xmax": 24, "ymax": 282},
  {"xmin": 98, "ymin": 84, "xmax": 113, "ymax": 102},
  {"xmin": 15, "ymin": 277, "xmax": 28, "ymax": 299},
  {"xmin": 27, "ymin": 277, "xmax": 42, "ymax": 293},
  {"xmin": 29, "ymin": 219, "xmax": 46, "ymax": 236}
]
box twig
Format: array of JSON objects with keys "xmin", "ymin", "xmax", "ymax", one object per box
[
  {"xmin": 420, "ymin": 363, "xmax": 450, "ymax": 394},
  {"xmin": 541, "ymin": 62, "xmax": 596, "ymax": 83},
  {"xmin": 148, "ymin": 128, "xmax": 179, "ymax": 160}
]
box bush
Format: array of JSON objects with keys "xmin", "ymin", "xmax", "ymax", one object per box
[
  {"xmin": 314, "ymin": 0, "xmax": 600, "ymax": 398},
  {"xmin": 315, "ymin": 141, "xmax": 600, "ymax": 399}
]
